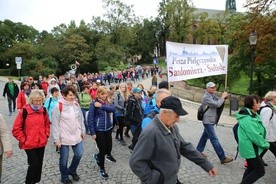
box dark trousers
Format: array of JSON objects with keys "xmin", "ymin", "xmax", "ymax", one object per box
[
  {"xmin": 260, "ymin": 141, "xmax": 276, "ymax": 158},
  {"xmin": 241, "ymin": 156, "xmax": 265, "ymax": 184},
  {"xmin": 95, "ymin": 130, "xmax": 112, "ymax": 170},
  {"xmin": 7, "ymin": 96, "xmax": 16, "ymax": 113},
  {"xmin": 116, "ymin": 116, "xmax": 124, "ymax": 140},
  {"xmin": 25, "ymin": 147, "xmax": 45, "ymax": 184}
]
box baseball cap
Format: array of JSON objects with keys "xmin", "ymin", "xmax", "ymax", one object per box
[
  {"xmin": 132, "ymin": 87, "xmax": 142, "ymax": 93},
  {"xmin": 206, "ymin": 82, "xmax": 216, "ymax": 88},
  {"xmin": 160, "ymin": 96, "xmax": 188, "ymax": 116}
]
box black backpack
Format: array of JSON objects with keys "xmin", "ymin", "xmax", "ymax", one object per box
[
  {"xmin": 257, "ymin": 103, "xmax": 274, "ymax": 120},
  {"xmin": 130, "ymin": 110, "xmax": 158, "ymax": 150},
  {"xmin": 197, "ymin": 105, "xmax": 209, "ymax": 121}
]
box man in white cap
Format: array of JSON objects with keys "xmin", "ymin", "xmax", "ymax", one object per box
[{"xmin": 196, "ymin": 82, "xmax": 233, "ymax": 164}]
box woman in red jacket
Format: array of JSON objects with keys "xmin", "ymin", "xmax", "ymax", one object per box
[
  {"xmin": 17, "ymin": 82, "xmax": 31, "ymax": 109},
  {"xmin": 12, "ymin": 89, "xmax": 50, "ymax": 184}
]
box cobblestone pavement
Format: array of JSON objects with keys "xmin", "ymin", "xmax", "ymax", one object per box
[{"xmin": 0, "ymin": 77, "xmax": 275, "ymax": 184}]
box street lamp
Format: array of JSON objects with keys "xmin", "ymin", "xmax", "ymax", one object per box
[{"xmin": 248, "ymin": 31, "xmax": 257, "ymax": 94}]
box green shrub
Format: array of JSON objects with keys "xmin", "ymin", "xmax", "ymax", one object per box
[{"xmin": 0, "ymin": 69, "xmax": 11, "ymax": 76}]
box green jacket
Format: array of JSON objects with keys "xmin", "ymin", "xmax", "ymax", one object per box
[
  {"xmin": 78, "ymin": 92, "xmax": 92, "ymax": 109},
  {"xmin": 236, "ymin": 107, "xmax": 269, "ymax": 159}
]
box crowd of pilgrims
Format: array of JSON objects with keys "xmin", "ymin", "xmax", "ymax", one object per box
[{"xmin": 12, "ymin": 65, "xmax": 164, "ymax": 183}]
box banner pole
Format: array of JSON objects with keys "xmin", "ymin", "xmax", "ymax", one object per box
[{"xmin": 224, "ymin": 74, "xmax": 228, "ymax": 91}]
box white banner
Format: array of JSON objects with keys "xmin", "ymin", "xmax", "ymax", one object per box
[{"xmin": 166, "ymin": 41, "xmax": 228, "ymax": 82}]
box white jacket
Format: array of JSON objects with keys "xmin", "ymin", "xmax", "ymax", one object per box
[
  {"xmin": 52, "ymin": 98, "xmax": 85, "ymax": 145},
  {"xmin": 260, "ymin": 101, "xmax": 276, "ymax": 142}
]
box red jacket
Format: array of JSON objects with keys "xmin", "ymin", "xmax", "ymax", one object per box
[
  {"xmin": 16, "ymin": 91, "xmax": 27, "ymax": 109},
  {"xmin": 12, "ymin": 105, "xmax": 50, "ymax": 150}
]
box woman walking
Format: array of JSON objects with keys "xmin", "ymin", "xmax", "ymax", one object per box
[
  {"xmin": 236, "ymin": 95, "xmax": 270, "ymax": 184},
  {"xmin": 114, "ymin": 83, "xmax": 130, "ymax": 145},
  {"xmin": 52, "ymin": 85, "xmax": 85, "ymax": 184},
  {"xmin": 12, "ymin": 89, "xmax": 50, "ymax": 184},
  {"xmin": 88, "ymin": 86, "xmax": 116, "ymax": 179}
]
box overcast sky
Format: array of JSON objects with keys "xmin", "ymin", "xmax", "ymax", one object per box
[{"xmin": 0, "ymin": 0, "xmax": 247, "ymax": 32}]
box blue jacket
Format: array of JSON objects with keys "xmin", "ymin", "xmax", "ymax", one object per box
[
  {"xmin": 141, "ymin": 106, "xmax": 159, "ymax": 130},
  {"xmin": 88, "ymin": 99, "xmax": 115, "ymax": 135},
  {"xmin": 44, "ymin": 97, "xmax": 58, "ymax": 122}
]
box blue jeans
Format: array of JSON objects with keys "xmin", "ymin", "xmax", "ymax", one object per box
[
  {"xmin": 196, "ymin": 124, "xmax": 226, "ymax": 160},
  {"xmin": 130, "ymin": 125, "xmax": 138, "ymax": 135},
  {"xmin": 59, "ymin": 141, "xmax": 83, "ymax": 182}
]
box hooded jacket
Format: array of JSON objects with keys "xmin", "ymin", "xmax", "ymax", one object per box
[
  {"xmin": 236, "ymin": 107, "xmax": 269, "ymax": 159},
  {"xmin": 12, "ymin": 104, "xmax": 50, "ymax": 149},
  {"xmin": 52, "ymin": 98, "xmax": 85, "ymax": 145}
]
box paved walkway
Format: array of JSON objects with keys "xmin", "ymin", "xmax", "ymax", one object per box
[{"xmin": 0, "ymin": 76, "xmax": 275, "ymax": 184}]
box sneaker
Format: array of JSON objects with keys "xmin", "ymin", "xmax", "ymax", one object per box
[
  {"xmin": 220, "ymin": 157, "xmax": 233, "ymax": 164},
  {"xmin": 93, "ymin": 154, "xmax": 100, "ymax": 166},
  {"xmin": 99, "ymin": 169, "xmax": 109, "ymax": 179},
  {"xmin": 69, "ymin": 173, "xmax": 80, "ymax": 181},
  {"xmin": 119, "ymin": 139, "xmax": 126, "ymax": 145},
  {"xmin": 128, "ymin": 144, "xmax": 133, "ymax": 150},
  {"xmin": 61, "ymin": 179, "xmax": 73, "ymax": 184},
  {"xmin": 106, "ymin": 154, "xmax": 116, "ymax": 162},
  {"xmin": 56, "ymin": 146, "xmax": 60, "ymax": 153},
  {"xmin": 124, "ymin": 132, "xmax": 130, "ymax": 138},
  {"xmin": 115, "ymin": 137, "xmax": 120, "ymax": 142}
]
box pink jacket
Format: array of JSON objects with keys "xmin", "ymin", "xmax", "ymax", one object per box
[{"xmin": 51, "ymin": 98, "xmax": 85, "ymax": 145}]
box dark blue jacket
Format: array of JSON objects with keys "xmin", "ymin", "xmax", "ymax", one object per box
[{"xmin": 88, "ymin": 99, "xmax": 115, "ymax": 135}]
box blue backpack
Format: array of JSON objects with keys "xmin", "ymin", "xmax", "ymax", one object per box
[{"xmin": 143, "ymin": 99, "xmax": 154, "ymax": 116}]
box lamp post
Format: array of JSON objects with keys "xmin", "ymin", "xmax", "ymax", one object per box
[{"xmin": 248, "ymin": 31, "xmax": 257, "ymax": 94}]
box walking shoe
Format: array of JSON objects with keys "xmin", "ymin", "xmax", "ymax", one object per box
[
  {"xmin": 220, "ymin": 157, "xmax": 233, "ymax": 164},
  {"xmin": 128, "ymin": 144, "xmax": 133, "ymax": 150},
  {"xmin": 119, "ymin": 139, "xmax": 126, "ymax": 145},
  {"xmin": 115, "ymin": 137, "xmax": 120, "ymax": 142},
  {"xmin": 69, "ymin": 173, "xmax": 80, "ymax": 181},
  {"xmin": 106, "ymin": 154, "xmax": 116, "ymax": 162},
  {"xmin": 93, "ymin": 154, "xmax": 100, "ymax": 166},
  {"xmin": 61, "ymin": 179, "xmax": 73, "ymax": 184},
  {"xmin": 124, "ymin": 132, "xmax": 130, "ymax": 138},
  {"xmin": 56, "ymin": 146, "xmax": 60, "ymax": 153},
  {"xmin": 99, "ymin": 169, "xmax": 109, "ymax": 179}
]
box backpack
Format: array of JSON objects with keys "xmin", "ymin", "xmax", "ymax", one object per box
[
  {"xmin": 232, "ymin": 122, "xmax": 239, "ymax": 160},
  {"xmin": 197, "ymin": 105, "xmax": 209, "ymax": 121},
  {"xmin": 131, "ymin": 110, "xmax": 159, "ymax": 150},
  {"xmin": 22, "ymin": 106, "xmax": 47, "ymax": 129},
  {"xmin": 47, "ymin": 97, "xmax": 52, "ymax": 111},
  {"xmin": 257, "ymin": 103, "xmax": 274, "ymax": 120},
  {"xmin": 143, "ymin": 99, "xmax": 154, "ymax": 116},
  {"xmin": 124, "ymin": 98, "xmax": 136, "ymax": 126}
]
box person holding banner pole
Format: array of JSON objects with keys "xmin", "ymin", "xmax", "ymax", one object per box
[{"xmin": 196, "ymin": 82, "xmax": 233, "ymax": 164}]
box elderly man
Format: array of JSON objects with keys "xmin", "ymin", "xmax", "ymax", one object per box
[
  {"xmin": 196, "ymin": 82, "xmax": 233, "ymax": 164},
  {"xmin": 130, "ymin": 96, "xmax": 217, "ymax": 184}
]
